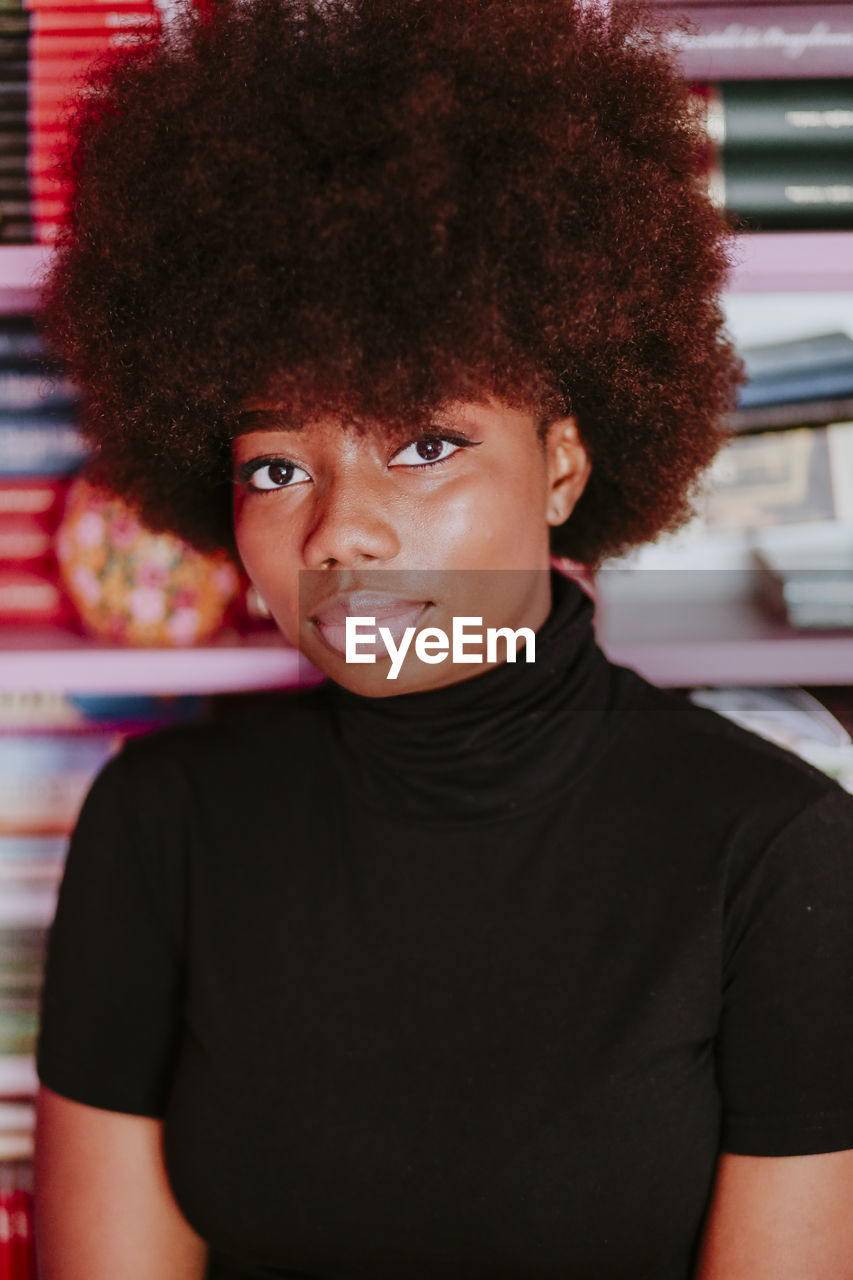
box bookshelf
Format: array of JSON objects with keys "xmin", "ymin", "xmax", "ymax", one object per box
[
  {"xmin": 0, "ymin": 246, "xmax": 47, "ymax": 315},
  {"xmin": 2, "ymin": 237, "xmax": 853, "ymax": 694},
  {"xmin": 0, "ymin": 598, "xmax": 851, "ymax": 692},
  {"xmin": 5, "ymin": 235, "xmax": 853, "ymax": 307},
  {"xmin": 595, "ymin": 574, "xmax": 853, "ymax": 688},
  {"xmin": 0, "ymin": 624, "xmax": 310, "ymax": 694}
]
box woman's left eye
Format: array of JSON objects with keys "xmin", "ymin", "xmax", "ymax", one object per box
[{"xmin": 390, "ymin": 435, "xmax": 470, "ymax": 469}]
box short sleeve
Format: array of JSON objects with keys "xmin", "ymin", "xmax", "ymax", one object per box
[
  {"xmin": 717, "ymin": 785, "xmax": 853, "ymax": 1156},
  {"xmin": 36, "ymin": 739, "xmax": 187, "ymax": 1118}
]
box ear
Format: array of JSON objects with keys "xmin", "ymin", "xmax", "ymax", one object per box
[{"xmin": 543, "ymin": 416, "xmax": 591, "ymax": 526}]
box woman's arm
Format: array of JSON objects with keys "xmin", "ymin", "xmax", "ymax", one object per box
[
  {"xmin": 34, "ymin": 1084, "xmax": 209, "ymax": 1280},
  {"xmin": 695, "ymin": 1149, "xmax": 853, "ymax": 1279}
]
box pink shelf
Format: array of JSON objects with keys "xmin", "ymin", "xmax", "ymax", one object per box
[
  {"xmin": 725, "ymin": 232, "xmax": 853, "ymax": 294},
  {"xmin": 4, "ymin": 236, "xmax": 853, "ymax": 303},
  {"xmin": 594, "ymin": 576, "xmax": 853, "ymax": 688},
  {"xmin": 601, "ymin": 626, "xmax": 853, "ymax": 688},
  {"xmin": 0, "ymin": 625, "xmax": 321, "ymax": 694},
  {"xmin": 0, "ymin": 602, "xmax": 852, "ymax": 692}
]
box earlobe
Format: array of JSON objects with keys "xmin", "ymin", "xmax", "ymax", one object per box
[{"xmin": 544, "ymin": 417, "xmax": 591, "ymax": 526}]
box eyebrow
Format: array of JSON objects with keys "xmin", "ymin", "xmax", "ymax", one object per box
[{"xmin": 232, "ymin": 408, "xmax": 306, "ymax": 435}]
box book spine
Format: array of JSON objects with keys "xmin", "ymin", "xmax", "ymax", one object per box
[
  {"xmin": 24, "ymin": 0, "xmax": 156, "ymax": 10},
  {"xmin": 742, "ymin": 332, "xmax": 853, "ymax": 381},
  {"xmin": 0, "ymin": 369, "xmax": 78, "ymax": 412},
  {"xmin": 0, "ymin": 565, "xmax": 72, "ymax": 625},
  {"xmin": 711, "ymin": 149, "xmax": 853, "ymax": 228},
  {"xmin": 664, "ymin": 6, "xmax": 853, "ymax": 81},
  {"xmin": 0, "ymin": 176, "xmax": 27, "ymax": 197},
  {"xmin": 726, "ymin": 394, "xmax": 853, "ymax": 434},
  {"xmin": 0, "ymin": 478, "xmax": 65, "ymax": 516},
  {"xmin": 32, "ymin": 28, "xmax": 156, "ymax": 56},
  {"xmin": 33, "ymin": 10, "xmax": 156, "ymax": 30},
  {"xmin": 706, "ymin": 79, "xmax": 853, "ymax": 148},
  {"xmin": 0, "ymin": 327, "xmax": 45, "ymax": 362},
  {"xmin": 738, "ymin": 366, "xmax": 853, "ymax": 409},
  {"xmin": 0, "ymin": 422, "xmax": 88, "ymax": 476},
  {"xmin": 0, "ymin": 512, "xmax": 55, "ymax": 561}
]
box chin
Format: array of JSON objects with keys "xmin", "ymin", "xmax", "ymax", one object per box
[{"xmin": 298, "ymin": 641, "xmax": 465, "ymax": 697}]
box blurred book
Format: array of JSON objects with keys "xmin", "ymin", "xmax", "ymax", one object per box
[
  {"xmin": 725, "ymin": 333, "xmax": 853, "ymax": 432},
  {"xmin": 0, "ymin": 1150, "xmax": 36, "ymax": 1279},
  {"xmin": 0, "ymin": 925, "xmax": 42, "ymax": 1101},
  {"xmin": 709, "ymin": 147, "xmax": 853, "ymax": 230},
  {"xmin": 0, "ymin": 1099, "xmax": 33, "ymax": 1160},
  {"xmin": 0, "ymin": 690, "xmax": 208, "ymax": 730},
  {"xmin": 0, "ymin": 365, "xmax": 77, "ymax": 412},
  {"xmin": 736, "ymin": 332, "xmax": 853, "ymax": 408},
  {"xmin": 727, "ymin": 394, "xmax": 853, "ymax": 434},
  {"xmin": 27, "ymin": 0, "xmax": 161, "ymax": 243},
  {"xmin": 0, "ymin": 416, "xmax": 88, "ymax": 476},
  {"xmin": 0, "ymin": 833, "xmax": 65, "ymax": 883},
  {"xmin": 653, "ymin": 5, "xmax": 853, "ymax": 81},
  {"xmin": 751, "ymin": 522, "xmax": 853, "ymax": 630},
  {"xmin": 0, "ymin": 317, "xmax": 48, "ymax": 363},
  {"xmin": 0, "ymin": 562, "xmax": 74, "ymax": 623},
  {"xmin": 0, "ymin": 0, "xmax": 28, "ymax": 244},
  {"xmin": 742, "ymin": 332, "xmax": 853, "ymax": 381},
  {"xmin": 702, "ymin": 79, "xmax": 853, "ymax": 149},
  {"xmin": 702, "ymin": 421, "xmax": 853, "ymax": 530},
  {"xmin": 0, "ymin": 730, "xmax": 120, "ymax": 833}
]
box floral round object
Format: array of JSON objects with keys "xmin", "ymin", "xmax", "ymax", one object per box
[{"xmin": 56, "ymin": 476, "xmax": 242, "ymax": 646}]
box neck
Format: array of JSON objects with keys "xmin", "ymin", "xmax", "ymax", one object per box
[{"xmin": 324, "ymin": 567, "xmax": 615, "ymax": 824}]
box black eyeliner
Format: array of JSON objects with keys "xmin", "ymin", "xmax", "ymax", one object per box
[
  {"xmin": 234, "ymin": 454, "xmax": 295, "ymax": 485},
  {"xmin": 389, "ymin": 432, "xmax": 483, "ymax": 461}
]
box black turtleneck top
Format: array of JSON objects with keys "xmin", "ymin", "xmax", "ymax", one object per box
[{"xmin": 36, "ymin": 569, "xmax": 853, "ymax": 1280}]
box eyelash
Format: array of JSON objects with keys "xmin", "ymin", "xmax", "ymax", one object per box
[{"xmin": 236, "ymin": 432, "xmax": 482, "ymax": 494}]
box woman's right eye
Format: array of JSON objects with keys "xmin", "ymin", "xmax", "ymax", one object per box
[{"xmin": 246, "ymin": 460, "xmax": 310, "ymax": 491}]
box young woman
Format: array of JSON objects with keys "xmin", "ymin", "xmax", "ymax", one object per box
[{"xmin": 33, "ymin": 2, "xmax": 853, "ymax": 1277}]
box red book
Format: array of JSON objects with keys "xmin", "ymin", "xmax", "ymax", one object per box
[
  {"xmin": 8, "ymin": 1189, "xmax": 36, "ymax": 1280},
  {"xmin": 0, "ymin": 513, "xmax": 57, "ymax": 563},
  {"xmin": 24, "ymin": 0, "xmax": 156, "ymax": 11},
  {"xmin": 28, "ymin": 81, "xmax": 87, "ymax": 107},
  {"xmin": 0, "ymin": 564, "xmax": 73, "ymax": 624},
  {"xmin": 0, "ymin": 1191, "xmax": 12, "ymax": 1280},
  {"xmin": 27, "ymin": 105, "xmax": 75, "ymax": 132},
  {"xmin": 33, "ymin": 28, "xmax": 156, "ymax": 55},
  {"xmin": 31, "ymin": 201, "xmax": 70, "ymax": 222},
  {"xmin": 30, "ymin": 183, "xmax": 75, "ymax": 207},
  {"xmin": 0, "ymin": 479, "xmax": 66, "ymax": 519},
  {"xmin": 33, "ymin": 7, "xmax": 157, "ymax": 29}
]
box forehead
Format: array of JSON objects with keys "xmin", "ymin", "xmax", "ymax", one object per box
[{"xmin": 230, "ymin": 399, "xmax": 504, "ymax": 442}]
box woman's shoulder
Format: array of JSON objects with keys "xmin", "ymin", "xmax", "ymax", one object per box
[{"xmin": 607, "ymin": 664, "xmax": 853, "ymax": 830}]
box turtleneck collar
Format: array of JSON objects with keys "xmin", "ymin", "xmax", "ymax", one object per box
[{"xmin": 324, "ymin": 567, "xmax": 617, "ymax": 824}]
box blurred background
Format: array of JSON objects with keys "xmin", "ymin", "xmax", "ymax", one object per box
[{"xmin": 1, "ymin": 0, "xmax": 852, "ymax": 1271}]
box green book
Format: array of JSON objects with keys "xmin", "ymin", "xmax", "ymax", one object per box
[
  {"xmin": 707, "ymin": 79, "xmax": 853, "ymax": 150},
  {"xmin": 712, "ymin": 148, "xmax": 853, "ymax": 230}
]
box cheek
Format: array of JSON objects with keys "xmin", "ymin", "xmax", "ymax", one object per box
[
  {"xmin": 232, "ymin": 504, "xmax": 301, "ymax": 619},
  {"xmin": 423, "ymin": 466, "xmax": 548, "ymax": 567},
  {"xmin": 232, "ymin": 502, "xmax": 269, "ymax": 584}
]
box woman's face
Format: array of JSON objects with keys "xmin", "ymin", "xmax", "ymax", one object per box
[{"xmin": 231, "ymin": 396, "xmax": 590, "ymax": 695}]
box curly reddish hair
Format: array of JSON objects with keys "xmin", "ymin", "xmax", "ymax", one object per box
[{"xmin": 37, "ymin": 0, "xmax": 741, "ymax": 570}]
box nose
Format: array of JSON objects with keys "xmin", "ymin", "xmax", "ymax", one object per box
[{"xmin": 302, "ymin": 467, "xmax": 401, "ymax": 569}]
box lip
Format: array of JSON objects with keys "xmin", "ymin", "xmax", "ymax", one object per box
[
  {"xmin": 310, "ymin": 592, "xmax": 431, "ymax": 659},
  {"xmin": 312, "ymin": 591, "xmax": 431, "ymax": 627}
]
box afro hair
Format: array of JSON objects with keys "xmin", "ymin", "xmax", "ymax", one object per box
[{"xmin": 37, "ymin": 0, "xmax": 742, "ymax": 570}]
